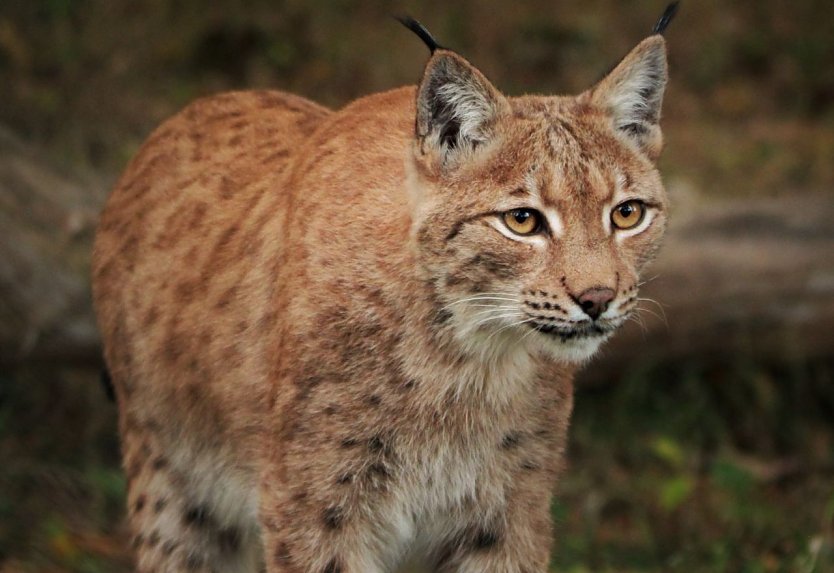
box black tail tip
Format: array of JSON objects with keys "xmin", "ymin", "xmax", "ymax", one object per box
[
  {"xmin": 394, "ymin": 15, "xmax": 443, "ymax": 54},
  {"xmin": 652, "ymin": 1, "xmax": 680, "ymax": 36}
]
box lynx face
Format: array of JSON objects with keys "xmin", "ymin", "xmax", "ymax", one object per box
[{"xmin": 409, "ymin": 37, "xmax": 670, "ymax": 363}]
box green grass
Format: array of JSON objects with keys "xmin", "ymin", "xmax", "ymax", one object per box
[{"xmin": 554, "ymin": 359, "xmax": 834, "ymax": 572}]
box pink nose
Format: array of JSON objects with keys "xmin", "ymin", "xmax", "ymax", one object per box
[{"xmin": 576, "ymin": 287, "xmax": 615, "ymax": 320}]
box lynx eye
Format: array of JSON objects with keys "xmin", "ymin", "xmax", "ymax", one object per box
[
  {"xmin": 611, "ymin": 200, "xmax": 646, "ymax": 230},
  {"xmin": 502, "ymin": 209, "xmax": 542, "ymax": 236}
]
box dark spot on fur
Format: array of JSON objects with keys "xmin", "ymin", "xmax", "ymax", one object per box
[
  {"xmin": 280, "ymin": 419, "xmax": 302, "ymax": 442},
  {"xmin": 134, "ymin": 494, "xmax": 146, "ymax": 512},
  {"xmin": 296, "ymin": 374, "xmax": 325, "ymax": 390},
  {"xmin": 444, "ymin": 220, "xmax": 465, "ymax": 242},
  {"xmin": 323, "ymin": 558, "xmax": 342, "ymax": 573},
  {"xmin": 218, "ymin": 527, "xmax": 241, "ymax": 552},
  {"xmin": 521, "ymin": 460, "xmax": 540, "ymax": 471},
  {"xmin": 262, "ymin": 149, "xmax": 290, "ymax": 165},
  {"xmin": 323, "ymin": 506, "xmax": 344, "ymax": 530},
  {"xmin": 132, "ymin": 534, "xmax": 144, "ymax": 549},
  {"xmin": 219, "ymin": 175, "xmax": 236, "ymax": 200},
  {"xmin": 183, "ymin": 505, "xmax": 210, "ymax": 527},
  {"xmin": 324, "ymin": 405, "xmax": 338, "ymax": 416},
  {"xmin": 336, "ymin": 473, "xmax": 354, "ymax": 484},
  {"xmin": 368, "ymin": 462, "xmax": 391, "ymax": 479},
  {"xmin": 215, "ymin": 286, "xmax": 238, "ymax": 310},
  {"xmin": 368, "ymin": 436, "xmax": 384, "ymax": 452},
  {"xmin": 501, "ymin": 431, "xmax": 522, "ymax": 449},
  {"xmin": 174, "ymin": 280, "xmax": 198, "ymax": 304},
  {"xmin": 474, "ymin": 529, "xmax": 500, "ymax": 549},
  {"xmin": 162, "ymin": 540, "xmax": 178, "ymax": 555},
  {"xmin": 275, "ymin": 541, "xmax": 292, "ymax": 563},
  {"xmin": 185, "ymin": 554, "xmax": 204, "ymax": 570},
  {"xmin": 433, "ymin": 307, "xmax": 453, "ymax": 327},
  {"xmin": 437, "ymin": 522, "xmax": 503, "ymax": 565},
  {"xmin": 154, "ymin": 498, "xmax": 167, "ymax": 513},
  {"xmin": 152, "ymin": 456, "xmax": 168, "ymax": 470},
  {"xmin": 444, "ymin": 273, "xmax": 466, "ymax": 288},
  {"xmin": 147, "ymin": 530, "xmax": 160, "ymax": 548},
  {"xmin": 143, "ymin": 306, "xmax": 160, "ymax": 327},
  {"xmin": 340, "ymin": 438, "xmax": 359, "ymax": 448},
  {"xmin": 163, "ymin": 334, "xmax": 185, "ymax": 364},
  {"xmin": 366, "ymin": 394, "xmax": 382, "ymax": 407}
]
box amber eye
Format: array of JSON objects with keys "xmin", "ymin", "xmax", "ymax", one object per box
[
  {"xmin": 611, "ymin": 200, "xmax": 646, "ymax": 230},
  {"xmin": 503, "ymin": 209, "xmax": 542, "ymax": 235}
]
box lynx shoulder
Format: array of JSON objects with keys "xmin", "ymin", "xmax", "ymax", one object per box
[{"xmin": 92, "ymin": 9, "xmax": 676, "ymax": 573}]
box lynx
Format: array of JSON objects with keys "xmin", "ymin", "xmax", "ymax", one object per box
[{"xmin": 92, "ymin": 7, "xmax": 677, "ymax": 573}]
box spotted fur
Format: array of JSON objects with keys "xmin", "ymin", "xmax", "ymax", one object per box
[{"xmin": 92, "ymin": 28, "xmax": 671, "ymax": 573}]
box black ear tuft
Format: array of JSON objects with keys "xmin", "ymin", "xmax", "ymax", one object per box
[
  {"xmin": 652, "ymin": 2, "xmax": 680, "ymax": 35},
  {"xmin": 395, "ymin": 15, "xmax": 444, "ymax": 54}
]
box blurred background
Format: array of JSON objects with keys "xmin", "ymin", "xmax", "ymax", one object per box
[{"xmin": 0, "ymin": 0, "xmax": 832, "ymax": 571}]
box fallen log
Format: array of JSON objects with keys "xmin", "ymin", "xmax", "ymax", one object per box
[{"xmin": 0, "ymin": 126, "xmax": 104, "ymax": 364}]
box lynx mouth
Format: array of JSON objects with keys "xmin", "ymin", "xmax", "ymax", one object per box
[{"xmin": 528, "ymin": 320, "xmax": 616, "ymax": 342}]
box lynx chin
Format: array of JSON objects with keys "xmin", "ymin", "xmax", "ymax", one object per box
[{"xmin": 92, "ymin": 7, "xmax": 677, "ymax": 572}]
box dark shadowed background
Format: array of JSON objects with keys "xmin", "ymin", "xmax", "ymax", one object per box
[{"xmin": 1, "ymin": 1, "xmax": 833, "ymax": 571}]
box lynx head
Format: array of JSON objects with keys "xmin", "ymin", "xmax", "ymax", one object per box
[{"xmin": 404, "ymin": 17, "xmax": 673, "ymax": 363}]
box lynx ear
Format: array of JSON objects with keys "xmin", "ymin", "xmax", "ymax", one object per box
[
  {"xmin": 415, "ymin": 51, "xmax": 508, "ymax": 164},
  {"xmin": 587, "ymin": 36, "xmax": 668, "ymax": 160}
]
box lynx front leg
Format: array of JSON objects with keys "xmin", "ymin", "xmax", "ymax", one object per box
[
  {"xmin": 120, "ymin": 420, "xmax": 262, "ymax": 573},
  {"xmin": 259, "ymin": 477, "xmax": 405, "ymax": 573},
  {"xmin": 432, "ymin": 494, "xmax": 554, "ymax": 573},
  {"xmin": 259, "ymin": 417, "xmax": 408, "ymax": 573},
  {"xmin": 430, "ymin": 436, "xmax": 560, "ymax": 573}
]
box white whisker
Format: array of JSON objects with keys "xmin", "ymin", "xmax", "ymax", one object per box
[
  {"xmin": 517, "ymin": 322, "xmax": 540, "ymax": 345},
  {"xmin": 626, "ymin": 314, "xmax": 647, "ymax": 335},
  {"xmin": 636, "ymin": 297, "xmax": 668, "ymax": 323},
  {"xmin": 484, "ymin": 317, "xmax": 537, "ymax": 345},
  {"xmin": 440, "ymin": 295, "xmax": 519, "ymax": 312},
  {"xmin": 636, "ymin": 306, "xmax": 667, "ymax": 328},
  {"xmin": 472, "ymin": 312, "xmax": 523, "ymax": 329},
  {"xmin": 637, "ymin": 274, "xmax": 661, "ymax": 287},
  {"xmin": 470, "ymin": 307, "xmax": 519, "ymax": 318}
]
